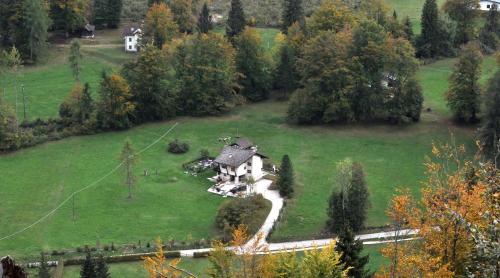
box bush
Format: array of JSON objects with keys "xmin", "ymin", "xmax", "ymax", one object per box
[
  {"xmin": 200, "ymin": 149, "xmax": 210, "ymax": 158},
  {"xmin": 168, "ymin": 139, "xmax": 190, "ymax": 154},
  {"xmin": 215, "ymin": 194, "xmax": 271, "ymax": 240},
  {"xmin": 193, "ymin": 251, "xmax": 210, "ymax": 258}
]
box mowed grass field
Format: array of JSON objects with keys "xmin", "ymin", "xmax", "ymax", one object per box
[{"xmin": 385, "ymin": 0, "xmax": 446, "ymax": 33}]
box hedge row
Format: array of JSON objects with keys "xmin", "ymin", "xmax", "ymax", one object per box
[{"xmin": 64, "ymin": 251, "xmax": 181, "ymax": 266}]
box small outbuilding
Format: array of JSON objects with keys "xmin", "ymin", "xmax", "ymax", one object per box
[
  {"xmin": 123, "ymin": 24, "xmax": 142, "ymax": 52},
  {"xmin": 81, "ymin": 24, "xmax": 95, "ymax": 39},
  {"xmin": 479, "ymin": 0, "xmax": 500, "ymax": 10}
]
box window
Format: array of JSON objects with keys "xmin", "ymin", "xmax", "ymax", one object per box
[
  {"xmin": 487, "ymin": 4, "xmax": 491, "ymax": 8},
  {"xmin": 230, "ymin": 167, "xmax": 235, "ymax": 172},
  {"xmin": 247, "ymin": 162, "xmax": 252, "ymax": 166},
  {"xmin": 129, "ymin": 37, "xmax": 132, "ymax": 42},
  {"xmin": 247, "ymin": 170, "xmax": 251, "ymax": 173},
  {"xmin": 128, "ymin": 45, "xmax": 132, "ymax": 50}
]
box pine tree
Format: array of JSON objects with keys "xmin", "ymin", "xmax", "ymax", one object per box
[
  {"xmin": 446, "ymin": 43, "xmax": 483, "ymax": 123},
  {"xmin": 274, "ymin": 43, "xmax": 298, "ymax": 98},
  {"xmin": 226, "ymin": 0, "xmax": 246, "ymax": 40},
  {"xmin": 107, "ymin": 0, "xmax": 122, "ymax": 28},
  {"xmin": 417, "ymin": 0, "xmax": 442, "ymax": 58},
  {"xmin": 335, "ymin": 226, "xmax": 371, "ymax": 278},
  {"xmin": 22, "ymin": 0, "xmax": 49, "ymax": 62},
  {"xmin": 277, "ymin": 154, "xmax": 294, "ymax": 198},
  {"xmin": 346, "ymin": 162, "xmax": 370, "ymax": 231},
  {"xmin": 197, "ymin": 2, "xmax": 212, "ymax": 34},
  {"xmin": 38, "ymin": 252, "xmax": 51, "ymax": 278},
  {"xmin": 402, "ymin": 16, "xmax": 414, "ymax": 43},
  {"xmin": 479, "ymin": 4, "xmax": 499, "ymax": 52},
  {"xmin": 281, "ymin": 0, "xmax": 304, "ymax": 33},
  {"xmin": 69, "ymin": 39, "xmax": 82, "ymax": 81},
  {"xmin": 92, "ymin": 0, "xmax": 107, "ymax": 28},
  {"xmin": 80, "ymin": 252, "xmax": 96, "ymax": 278},
  {"xmin": 95, "ymin": 254, "xmax": 110, "ymax": 278},
  {"xmin": 479, "ymin": 69, "xmax": 500, "ymax": 167}
]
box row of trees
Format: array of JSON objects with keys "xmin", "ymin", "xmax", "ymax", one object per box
[{"xmin": 278, "ymin": 1, "xmax": 423, "ymax": 125}]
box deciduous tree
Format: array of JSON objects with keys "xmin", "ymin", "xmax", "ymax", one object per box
[
  {"xmin": 235, "ymin": 27, "xmax": 272, "ymax": 102},
  {"xmin": 22, "ymin": 0, "xmax": 49, "ymax": 62},
  {"xmin": 96, "ymin": 73, "xmax": 135, "ymax": 130},
  {"xmin": 120, "ymin": 139, "xmax": 137, "ymax": 199},
  {"xmin": 169, "ymin": 0, "xmax": 195, "ymax": 33},
  {"xmin": 479, "ymin": 69, "xmax": 500, "ymax": 167},
  {"xmin": 479, "ymin": 3, "xmax": 499, "ymax": 52},
  {"xmin": 444, "ymin": 0, "xmax": 480, "ymax": 46},
  {"xmin": 446, "ymin": 43, "xmax": 483, "ymax": 123},
  {"xmin": 50, "ymin": 0, "xmax": 89, "ymax": 38},
  {"xmin": 145, "ymin": 3, "xmax": 178, "ymax": 48}
]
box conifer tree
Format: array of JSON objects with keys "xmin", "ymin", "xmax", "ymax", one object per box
[
  {"xmin": 479, "ymin": 4, "xmax": 499, "ymax": 52},
  {"xmin": 446, "ymin": 43, "xmax": 483, "ymax": 123},
  {"xmin": 444, "ymin": 0, "xmax": 479, "ymax": 46},
  {"xmin": 22, "ymin": 0, "xmax": 49, "ymax": 62},
  {"xmin": 92, "ymin": 0, "xmax": 107, "ymax": 28},
  {"xmin": 95, "ymin": 254, "xmax": 110, "ymax": 278},
  {"xmin": 277, "ymin": 154, "xmax": 294, "ymax": 198},
  {"xmin": 479, "ymin": 69, "xmax": 500, "ymax": 167},
  {"xmin": 107, "ymin": 0, "xmax": 122, "ymax": 28},
  {"xmin": 197, "ymin": 2, "xmax": 212, "ymax": 34},
  {"xmin": 335, "ymin": 226, "xmax": 371, "ymax": 278},
  {"xmin": 80, "ymin": 251, "xmax": 96, "ymax": 278},
  {"xmin": 281, "ymin": 0, "xmax": 304, "ymax": 33},
  {"xmin": 38, "ymin": 252, "xmax": 51, "ymax": 278},
  {"xmin": 402, "ymin": 16, "xmax": 414, "ymax": 43},
  {"xmin": 417, "ymin": 0, "xmax": 443, "ymax": 57},
  {"xmin": 226, "ymin": 0, "xmax": 246, "ymax": 40}
]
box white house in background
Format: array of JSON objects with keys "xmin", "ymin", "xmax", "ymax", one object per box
[
  {"xmin": 123, "ymin": 25, "xmax": 141, "ymax": 52},
  {"xmin": 214, "ymin": 138, "xmax": 267, "ymax": 185},
  {"xmin": 479, "ymin": 0, "xmax": 500, "ymax": 11}
]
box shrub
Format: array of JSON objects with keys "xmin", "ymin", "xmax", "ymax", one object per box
[
  {"xmin": 215, "ymin": 194, "xmax": 270, "ymax": 240},
  {"xmin": 167, "ymin": 139, "xmax": 190, "ymax": 154},
  {"xmin": 193, "ymin": 251, "xmax": 210, "ymax": 258},
  {"xmin": 200, "ymin": 149, "xmax": 210, "ymax": 158}
]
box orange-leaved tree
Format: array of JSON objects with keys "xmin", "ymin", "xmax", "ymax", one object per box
[
  {"xmin": 143, "ymin": 237, "xmax": 196, "ymax": 278},
  {"xmin": 377, "ymin": 140, "xmax": 494, "ymax": 277}
]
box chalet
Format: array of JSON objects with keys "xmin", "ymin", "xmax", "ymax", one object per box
[
  {"xmin": 123, "ymin": 25, "xmax": 141, "ymax": 52},
  {"xmin": 214, "ymin": 138, "xmax": 267, "ymax": 185},
  {"xmin": 81, "ymin": 24, "xmax": 95, "ymax": 39},
  {"xmin": 479, "ymin": 0, "xmax": 500, "ymax": 10}
]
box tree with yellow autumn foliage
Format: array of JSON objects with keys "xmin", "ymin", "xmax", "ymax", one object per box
[
  {"xmin": 145, "ymin": 3, "xmax": 179, "ymax": 49},
  {"xmin": 143, "ymin": 237, "xmax": 197, "ymax": 278},
  {"xmin": 377, "ymin": 140, "xmax": 497, "ymax": 277}
]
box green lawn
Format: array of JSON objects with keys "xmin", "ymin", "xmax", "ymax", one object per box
[{"xmin": 385, "ymin": 0, "xmax": 447, "ymax": 33}]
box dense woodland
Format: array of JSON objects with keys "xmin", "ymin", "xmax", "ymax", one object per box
[{"xmin": 0, "ymin": 0, "xmax": 499, "ymax": 277}]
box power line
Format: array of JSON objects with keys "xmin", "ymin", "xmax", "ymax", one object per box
[{"xmin": 0, "ymin": 122, "xmax": 179, "ymax": 242}]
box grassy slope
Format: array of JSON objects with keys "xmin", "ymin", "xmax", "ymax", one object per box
[{"xmin": 385, "ymin": 0, "xmax": 447, "ymax": 33}]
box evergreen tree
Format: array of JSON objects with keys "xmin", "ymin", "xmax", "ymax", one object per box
[
  {"xmin": 69, "ymin": 39, "xmax": 82, "ymax": 81},
  {"xmin": 80, "ymin": 251, "xmax": 96, "ymax": 278},
  {"xmin": 281, "ymin": 0, "xmax": 304, "ymax": 33},
  {"xmin": 50, "ymin": 0, "xmax": 88, "ymax": 38},
  {"xmin": 38, "ymin": 252, "xmax": 51, "ymax": 278},
  {"xmin": 235, "ymin": 27, "xmax": 272, "ymax": 102},
  {"xmin": 22, "ymin": 0, "xmax": 49, "ymax": 62},
  {"xmin": 417, "ymin": 0, "xmax": 450, "ymax": 58},
  {"xmin": 197, "ymin": 2, "xmax": 212, "ymax": 34},
  {"xmin": 479, "ymin": 4, "xmax": 499, "ymax": 52},
  {"xmin": 326, "ymin": 160, "xmax": 370, "ymax": 233},
  {"xmin": 402, "ymin": 16, "xmax": 414, "ymax": 43},
  {"xmin": 277, "ymin": 154, "xmax": 294, "ymax": 198},
  {"xmin": 274, "ymin": 43, "xmax": 299, "ymax": 98},
  {"xmin": 335, "ymin": 226, "xmax": 371, "ymax": 278},
  {"xmin": 479, "ymin": 69, "xmax": 500, "ymax": 167},
  {"xmin": 92, "ymin": 0, "xmax": 107, "ymax": 28},
  {"xmin": 226, "ymin": 0, "xmax": 246, "ymax": 40},
  {"xmin": 95, "ymin": 254, "xmax": 110, "ymax": 278},
  {"xmin": 107, "ymin": 0, "xmax": 122, "ymax": 28},
  {"xmin": 446, "ymin": 43, "xmax": 483, "ymax": 123}
]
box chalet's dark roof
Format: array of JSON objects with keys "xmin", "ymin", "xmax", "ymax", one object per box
[
  {"xmin": 123, "ymin": 25, "xmax": 141, "ymax": 36},
  {"xmin": 215, "ymin": 146, "xmax": 256, "ymax": 167},
  {"xmin": 234, "ymin": 138, "xmax": 253, "ymax": 149}
]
